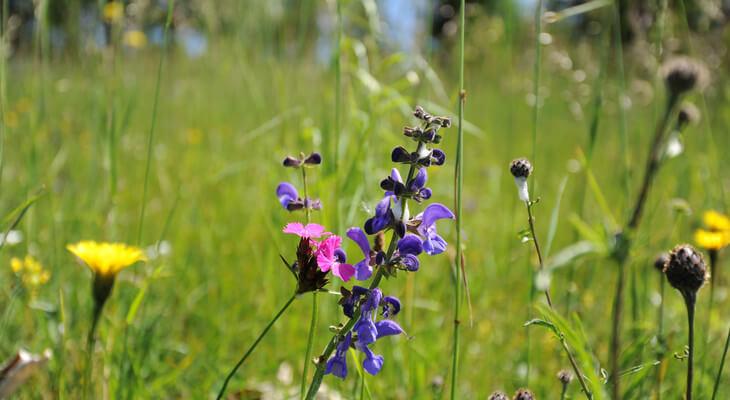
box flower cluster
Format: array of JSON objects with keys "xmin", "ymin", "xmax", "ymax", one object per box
[
  {"xmin": 276, "ymin": 152, "xmax": 322, "ymax": 212},
  {"xmin": 10, "ymin": 255, "xmax": 51, "ymax": 297},
  {"xmin": 326, "ymin": 287, "xmax": 403, "ymax": 378},
  {"xmin": 320, "ymin": 105, "xmax": 454, "ymax": 380},
  {"xmin": 282, "ymin": 223, "xmax": 357, "ymax": 286}
]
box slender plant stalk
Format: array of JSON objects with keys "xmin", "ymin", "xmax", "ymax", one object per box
[
  {"xmin": 217, "ymin": 293, "xmax": 297, "ymax": 400},
  {"xmin": 524, "ymin": 200, "xmax": 592, "ymax": 399},
  {"xmin": 449, "ymin": 0, "xmax": 465, "ymax": 399},
  {"xmin": 300, "ymin": 167, "xmax": 317, "ymax": 399},
  {"xmin": 655, "ymin": 273, "xmax": 665, "ymax": 400},
  {"xmin": 304, "ymin": 142, "xmax": 425, "ymax": 399},
  {"xmin": 610, "ymin": 93, "xmax": 678, "ymax": 399},
  {"xmin": 0, "ymin": 0, "xmax": 7, "ymax": 192},
  {"xmin": 136, "ymin": 0, "xmax": 175, "ymax": 244},
  {"xmin": 684, "ymin": 294, "xmax": 696, "ymax": 400},
  {"xmin": 711, "ymin": 326, "xmax": 730, "ymax": 400},
  {"xmin": 83, "ymin": 301, "xmax": 104, "ymax": 400}
]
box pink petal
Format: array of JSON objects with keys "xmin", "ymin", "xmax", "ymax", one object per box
[
  {"xmin": 332, "ymin": 263, "xmax": 356, "ymax": 282},
  {"xmin": 283, "ymin": 222, "xmax": 306, "ymax": 236}
]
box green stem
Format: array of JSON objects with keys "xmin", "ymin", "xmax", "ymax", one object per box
[
  {"xmin": 217, "ymin": 293, "xmax": 297, "ymax": 400},
  {"xmin": 136, "ymin": 0, "xmax": 174, "ymax": 245},
  {"xmin": 711, "ymin": 326, "xmax": 730, "ymax": 400},
  {"xmin": 450, "ymin": 1, "xmax": 465, "ymax": 398},
  {"xmin": 83, "ymin": 301, "xmax": 104, "ymax": 400},
  {"xmin": 655, "ymin": 274, "xmax": 665, "ymax": 400},
  {"xmin": 685, "ymin": 294, "xmax": 696, "ymax": 400},
  {"xmin": 300, "ymin": 291, "xmax": 317, "ymax": 399}
]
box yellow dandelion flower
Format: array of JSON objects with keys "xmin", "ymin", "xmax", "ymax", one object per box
[
  {"xmin": 123, "ymin": 30, "xmax": 147, "ymax": 49},
  {"xmin": 67, "ymin": 241, "xmax": 146, "ymax": 278},
  {"xmin": 694, "ymin": 229, "xmax": 728, "ymax": 251},
  {"xmin": 10, "ymin": 255, "xmax": 51, "ymax": 297},
  {"xmin": 11, "ymin": 257, "xmax": 23, "ymax": 273},
  {"xmin": 703, "ymin": 210, "xmax": 730, "ymax": 232},
  {"xmin": 103, "ymin": 1, "xmax": 124, "ymax": 23}
]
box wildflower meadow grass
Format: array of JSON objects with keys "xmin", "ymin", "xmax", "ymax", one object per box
[{"xmin": 1, "ymin": 1, "xmax": 729, "ymax": 399}]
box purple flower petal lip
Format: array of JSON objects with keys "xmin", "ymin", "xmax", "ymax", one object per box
[
  {"xmin": 411, "ymin": 168, "xmax": 427, "ymax": 190},
  {"xmin": 397, "ymin": 234, "xmax": 423, "ymax": 256},
  {"xmin": 391, "ymin": 146, "xmax": 411, "ymax": 163},
  {"xmin": 283, "ymin": 156, "xmax": 302, "ymax": 168},
  {"xmin": 359, "ymin": 345, "xmax": 384, "ymax": 375},
  {"xmin": 276, "ymin": 182, "xmax": 298, "ymax": 208},
  {"xmin": 347, "ymin": 227, "xmax": 371, "ymax": 256},
  {"xmin": 421, "ymin": 203, "xmax": 455, "ymax": 229},
  {"xmin": 375, "ymin": 320, "xmax": 404, "ymax": 338},
  {"xmin": 418, "ymin": 188, "xmax": 432, "ymax": 200},
  {"xmin": 401, "ymin": 254, "xmax": 420, "ymax": 271},
  {"xmin": 423, "ymin": 233, "xmax": 448, "ymax": 255},
  {"xmin": 354, "ymin": 260, "xmax": 373, "ymax": 280},
  {"xmin": 354, "ymin": 318, "xmax": 377, "ymax": 345},
  {"xmin": 304, "ymin": 152, "xmax": 322, "ymax": 165},
  {"xmin": 325, "ymin": 332, "xmax": 351, "ymax": 379}
]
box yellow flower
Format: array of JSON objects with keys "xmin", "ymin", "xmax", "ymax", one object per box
[
  {"xmin": 103, "ymin": 1, "xmax": 124, "ymax": 23},
  {"xmin": 123, "ymin": 30, "xmax": 147, "ymax": 49},
  {"xmin": 10, "ymin": 255, "xmax": 51, "ymax": 296},
  {"xmin": 694, "ymin": 229, "xmax": 729, "ymax": 251},
  {"xmin": 703, "ymin": 210, "xmax": 730, "ymax": 232},
  {"xmin": 67, "ymin": 241, "xmax": 146, "ymax": 278}
]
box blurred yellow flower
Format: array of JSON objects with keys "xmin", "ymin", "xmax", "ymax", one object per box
[
  {"xmin": 10, "ymin": 255, "xmax": 51, "ymax": 296},
  {"xmin": 703, "ymin": 210, "xmax": 730, "ymax": 232},
  {"xmin": 123, "ymin": 30, "xmax": 148, "ymax": 49},
  {"xmin": 103, "ymin": 1, "xmax": 124, "ymax": 23},
  {"xmin": 5, "ymin": 110, "xmax": 18, "ymax": 129},
  {"xmin": 67, "ymin": 241, "xmax": 146, "ymax": 278},
  {"xmin": 695, "ymin": 210, "xmax": 730, "ymax": 251}
]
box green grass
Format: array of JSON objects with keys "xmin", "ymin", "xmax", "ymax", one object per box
[{"xmin": 1, "ymin": 3, "xmax": 729, "ymax": 399}]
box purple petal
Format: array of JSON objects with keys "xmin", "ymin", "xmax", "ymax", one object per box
[
  {"xmin": 325, "ymin": 357, "xmax": 347, "ymax": 379},
  {"xmin": 422, "ymin": 203, "xmax": 455, "ymax": 229},
  {"xmin": 375, "ymin": 320, "xmax": 404, "ymax": 338},
  {"xmin": 411, "ymin": 168, "xmax": 427, "ymax": 190},
  {"xmin": 304, "ymin": 152, "xmax": 322, "ymax": 165},
  {"xmin": 354, "ymin": 319, "xmax": 378, "ymax": 345},
  {"xmin": 418, "ymin": 188, "xmax": 432, "ymax": 200},
  {"xmin": 334, "ymin": 248, "xmax": 347, "ymax": 263},
  {"xmin": 423, "ymin": 233, "xmax": 448, "ymax": 256},
  {"xmin": 383, "ymin": 296, "xmax": 401, "ymax": 317},
  {"xmin": 401, "ymin": 254, "xmax": 420, "ymax": 271},
  {"xmin": 431, "ymin": 149, "xmax": 445, "ymax": 165},
  {"xmin": 276, "ymin": 182, "xmax": 298, "ymax": 208},
  {"xmin": 362, "ymin": 349, "xmax": 384, "ymax": 375},
  {"xmin": 397, "ymin": 234, "xmax": 423, "ymax": 256},
  {"xmin": 390, "ymin": 168, "xmax": 403, "ymax": 183},
  {"xmin": 346, "ymin": 227, "xmax": 371, "ymax": 256},
  {"xmin": 355, "ymin": 260, "xmax": 373, "ymax": 281},
  {"xmin": 375, "ymin": 196, "xmax": 392, "ymax": 217},
  {"xmin": 391, "ymin": 147, "xmax": 411, "ymax": 163}
]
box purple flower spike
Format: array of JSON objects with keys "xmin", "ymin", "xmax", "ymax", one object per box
[
  {"xmin": 325, "ymin": 332, "xmax": 351, "ymax": 379},
  {"xmin": 417, "ymin": 203, "xmax": 455, "ymax": 255},
  {"xmin": 375, "ymin": 320, "xmax": 404, "ymax": 339},
  {"xmin": 354, "ymin": 289, "xmax": 382, "ymax": 345},
  {"xmin": 347, "ymin": 227, "xmax": 373, "ymax": 280},
  {"xmin": 276, "ymin": 182, "xmax": 298, "ymax": 209}
]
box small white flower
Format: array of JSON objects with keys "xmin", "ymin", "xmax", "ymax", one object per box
[
  {"xmin": 0, "ymin": 230, "xmax": 23, "ymax": 246},
  {"xmin": 514, "ymin": 177, "xmax": 530, "ymax": 202}
]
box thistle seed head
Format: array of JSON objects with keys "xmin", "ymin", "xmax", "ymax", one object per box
[
  {"xmin": 557, "ymin": 369, "xmax": 574, "ymax": 385},
  {"xmin": 664, "ymin": 244, "xmax": 708, "ymax": 297},
  {"xmin": 654, "ymin": 253, "xmax": 670, "ymax": 273},
  {"xmin": 488, "ymin": 391, "xmax": 509, "ymax": 400},
  {"xmin": 510, "ymin": 158, "xmax": 533, "ymax": 179},
  {"xmin": 660, "ymin": 57, "xmax": 709, "ymax": 97},
  {"xmin": 513, "ymin": 388, "xmax": 535, "ymax": 400}
]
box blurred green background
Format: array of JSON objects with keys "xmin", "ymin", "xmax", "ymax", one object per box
[{"xmin": 1, "ymin": 0, "xmax": 729, "ymax": 398}]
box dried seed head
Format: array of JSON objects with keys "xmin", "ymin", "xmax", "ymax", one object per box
[
  {"xmin": 513, "ymin": 388, "xmax": 535, "ymax": 400},
  {"xmin": 510, "ymin": 158, "xmax": 533, "ymax": 179},
  {"xmin": 414, "ymin": 105, "xmax": 431, "ymax": 121},
  {"xmin": 488, "ymin": 391, "xmax": 509, "ymax": 400},
  {"xmin": 664, "ymin": 244, "xmax": 709, "ymax": 297},
  {"xmin": 557, "ymin": 369, "xmax": 574, "ymax": 385},
  {"xmin": 654, "ymin": 253, "xmax": 670, "ymax": 273},
  {"xmin": 677, "ymin": 102, "xmax": 701, "ymax": 129},
  {"xmin": 660, "ymin": 57, "xmax": 709, "ymax": 97}
]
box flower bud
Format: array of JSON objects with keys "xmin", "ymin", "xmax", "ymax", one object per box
[
  {"xmin": 660, "ymin": 57, "xmax": 709, "ymax": 97},
  {"xmin": 513, "ymin": 388, "xmax": 535, "ymax": 400},
  {"xmin": 510, "ymin": 158, "xmax": 533, "ymax": 179},
  {"xmin": 664, "ymin": 244, "xmax": 708, "ymax": 298},
  {"xmin": 677, "ymin": 102, "xmax": 700, "ymax": 130},
  {"xmin": 557, "ymin": 369, "xmax": 574, "ymax": 385},
  {"xmin": 653, "ymin": 253, "xmax": 669, "ymax": 273},
  {"xmin": 488, "ymin": 391, "xmax": 509, "ymax": 400}
]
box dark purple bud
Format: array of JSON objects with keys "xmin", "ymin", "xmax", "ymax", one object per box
[
  {"xmin": 334, "ymin": 249, "xmax": 347, "ymax": 263},
  {"xmin": 423, "ymin": 129, "xmax": 437, "ymax": 142},
  {"xmin": 398, "ymin": 234, "xmax": 423, "ymax": 256},
  {"xmin": 283, "ymin": 156, "xmax": 302, "ymax": 168},
  {"xmin": 382, "ymin": 296, "xmax": 401, "ymax": 317},
  {"xmin": 395, "ymin": 221, "xmax": 406, "ymax": 238},
  {"xmin": 304, "ymin": 152, "xmax": 322, "ymax": 165},
  {"xmin": 391, "ymin": 146, "xmax": 412, "ymax": 163},
  {"xmin": 286, "ymin": 202, "xmax": 305, "ymax": 211},
  {"xmin": 431, "ymin": 149, "xmax": 445, "ymax": 166},
  {"xmin": 375, "ymin": 251, "xmax": 386, "ymax": 265}
]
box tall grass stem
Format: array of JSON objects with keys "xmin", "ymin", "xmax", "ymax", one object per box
[{"xmin": 711, "ymin": 326, "xmax": 730, "ymax": 400}]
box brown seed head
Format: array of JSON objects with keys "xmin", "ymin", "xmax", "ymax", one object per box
[
  {"xmin": 660, "ymin": 57, "xmax": 709, "ymax": 96},
  {"xmin": 513, "ymin": 388, "xmax": 535, "ymax": 400},
  {"xmin": 664, "ymin": 244, "xmax": 708, "ymax": 297},
  {"xmin": 677, "ymin": 102, "xmax": 701, "ymax": 129},
  {"xmin": 510, "ymin": 158, "xmax": 533, "ymax": 179},
  {"xmin": 488, "ymin": 391, "xmax": 509, "ymax": 400},
  {"xmin": 557, "ymin": 369, "xmax": 574, "ymax": 385}
]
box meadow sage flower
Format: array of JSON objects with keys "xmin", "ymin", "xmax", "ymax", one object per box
[
  {"xmin": 410, "ymin": 203, "xmax": 456, "ymax": 255},
  {"xmin": 324, "ymin": 332, "xmax": 351, "ymax": 379},
  {"xmin": 346, "ymin": 227, "xmax": 378, "ymax": 280},
  {"xmin": 276, "ymin": 183, "xmax": 321, "ymax": 211},
  {"xmin": 316, "ymin": 236, "xmax": 355, "ymax": 282}
]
